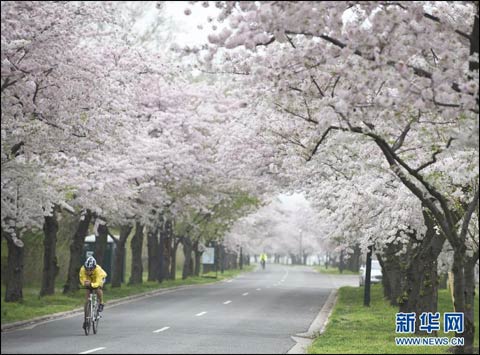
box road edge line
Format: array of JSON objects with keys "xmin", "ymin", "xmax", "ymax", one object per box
[{"xmin": 287, "ymin": 288, "xmax": 338, "ymax": 354}]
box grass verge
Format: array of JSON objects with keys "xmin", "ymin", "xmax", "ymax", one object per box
[
  {"xmin": 314, "ymin": 265, "xmax": 360, "ymax": 275},
  {"xmin": 308, "ymin": 284, "xmax": 479, "ymax": 354},
  {"xmin": 1, "ymin": 266, "xmax": 255, "ymax": 325}
]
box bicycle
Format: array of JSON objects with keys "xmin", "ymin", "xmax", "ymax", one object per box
[
  {"xmin": 260, "ymin": 260, "xmax": 266, "ymax": 270},
  {"xmin": 82, "ymin": 287, "xmax": 101, "ymax": 335}
]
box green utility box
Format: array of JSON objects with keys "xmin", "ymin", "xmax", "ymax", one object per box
[{"xmin": 81, "ymin": 234, "xmax": 124, "ymax": 284}]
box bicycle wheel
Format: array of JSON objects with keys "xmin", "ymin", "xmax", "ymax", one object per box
[
  {"xmin": 84, "ymin": 301, "xmax": 92, "ymax": 336},
  {"xmin": 92, "ymin": 303, "xmax": 99, "ymax": 334}
]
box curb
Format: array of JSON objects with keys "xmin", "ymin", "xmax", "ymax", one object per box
[
  {"xmin": 1, "ymin": 279, "xmax": 230, "ymax": 333},
  {"xmin": 287, "ymin": 288, "xmax": 338, "ymax": 354}
]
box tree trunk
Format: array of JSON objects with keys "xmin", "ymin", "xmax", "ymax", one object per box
[
  {"xmin": 193, "ymin": 240, "xmax": 202, "ymax": 276},
  {"xmin": 147, "ymin": 226, "xmax": 159, "ymax": 281},
  {"xmin": 111, "ymin": 224, "xmax": 132, "ymax": 288},
  {"xmin": 40, "ymin": 208, "xmax": 59, "ymax": 297},
  {"xmin": 452, "ymin": 245, "xmax": 475, "ymax": 354},
  {"xmin": 170, "ymin": 237, "xmax": 181, "ymax": 280},
  {"xmin": 463, "ymin": 252, "xmax": 478, "ymax": 354},
  {"xmin": 346, "ymin": 244, "xmax": 361, "ymax": 272},
  {"xmin": 239, "ymin": 248, "xmax": 243, "ymax": 269},
  {"xmin": 4, "ymin": 230, "xmax": 24, "ymax": 302},
  {"xmin": 233, "ymin": 251, "xmax": 238, "ymax": 269},
  {"xmin": 399, "ymin": 211, "xmax": 445, "ymax": 329},
  {"xmin": 95, "ymin": 223, "xmax": 108, "ymax": 267},
  {"xmin": 63, "ymin": 210, "xmax": 92, "ymax": 294},
  {"xmin": 182, "ymin": 236, "xmax": 193, "ymax": 280},
  {"xmin": 339, "ymin": 250, "xmax": 345, "ymax": 273},
  {"xmin": 157, "ymin": 217, "xmax": 172, "ymax": 281},
  {"xmin": 289, "ymin": 253, "xmax": 295, "ymax": 265},
  {"xmin": 220, "ymin": 244, "xmax": 226, "ymax": 274},
  {"xmin": 364, "ymin": 246, "xmax": 372, "ymax": 307},
  {"xmin": 160, "ymin": 225, "xmax": 171, "ymax": 282},
  {"xmin": 377, "ymin": 241, "xmax": 405, "ymax": 306},
  {"xmin": 129, "ymin": 221, "xmax": 144, "ymax": 285},
  {"xmin": 157, "ymin": 222, "xmax": 165, "ymax": 283},
  {"xmin": 438, "ymin": 273, "xmax": 448, "ymax": 289}
]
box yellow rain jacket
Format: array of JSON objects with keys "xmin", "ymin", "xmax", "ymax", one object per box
[{"xmin": 79, "ymin": 264, "xmax": 107, "ymax": 288}]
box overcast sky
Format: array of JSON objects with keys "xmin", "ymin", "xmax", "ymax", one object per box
[{"xmin": 163, "ymin": 1, "xmax": 219, "ymax": 47}]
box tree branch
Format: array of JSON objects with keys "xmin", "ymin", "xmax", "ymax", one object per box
[
  {"xmin": 392, "ymin": 114, "xmax": 419, "ymax": 151},
  {"xmin": 459, "ymin": 187, "xmax": 479, "ymax": 241},
  {"xmin": 307, "ymin": 121, "xmax": 456, "ymax": 237},
  {"xmin": 1, "ymin": 77, "xmax": 19, "ymax": 93},
  {"xmin": 274, "ymin": 102, "xmax": 318, "ymax": 124},
  {"xmin": 270, "ymin": 129, "xmax": 307, "ymax": 149},
  {"xmin": 414, "ymin": 137, "xmax": 455, "ymax": 173},
  {"xmin": 306, "ymin": 126, "xmax": 342, "ymax": 161}
]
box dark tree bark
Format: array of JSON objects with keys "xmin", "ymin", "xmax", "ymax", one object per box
[
  {"xmin": 377, "ymin": 241, "xmax": 405, "ymax": 306},
  {"xmin": 289, "ymin": 253, "xmax": 297, "ymax": 265},
  {"xmin": 399, "ymin": 211, "xmax": 446, "ymax": 329},
  {"xmin": 157, "ymin": 221, "xmax": 165, "ymax": 283},
  {"xmin": 147, "ymin": 226, "xmax": 159, "ymax": 281},
  {"xmin": 155, "ymin": 217, "xmax": 172, "ymax": 282},
  {"xmin": 170, "ymin": 236, "xmax": 181, "ymax": 280},
  {"xmin": 302, "ymin": 252, "xmax": 308, "ymax": 266},
  {"xmin": 111, "ymin": 224, "xmax": 132, "ymax": 288},
  {"xmin": 95, "ymin": 222, "xmax": 108, "ymax": 267},
  {"xmin": 4, "ymin": 229, "xmax": 24, "ymax": 302},
  {"xmin": 63, "ymin": 210, "xmax": 92, "ymax": 294},
  {"xmin": 220, "ymin": 244, "xmax": 226, "ymax": 274},
  {"xmin": 182, "ymin": 236, "xmax": 193, "ymax": 280},
  {"xmin": 463, "ymin": 251, "xmax": 478, "ymax": 354},
  {"xmin": 274, "ymin": 253, "xmax": 280, "ymax": 264},
  {"xmin": 129, "ymin": 221, "xmax": 144, "ymax": 285},
  {"xmin": 158, "ymin": 218, "xmax": 172, "ymax": 282},
  {"xmin": 339, "ymin": 250, "xmax": 345, "ymax": 273},
  {"xmin": 346, "ymin": 244, "xmax": 361, "ymax": 272},
  {"xmin": 240, "ymin": 248, "xmax": 244, "ymax": 269},
  {"xmin": 193, "ymin": 240, "xmax": 203, "ymax": 276},
  {"xmin": 438, "ymin": 272, "xmax": 448, "ymax": 289},
  {"xmin": 452, "ymin": 246, "xmax": 478, "ymax": 354},
  {"xmin": 364, "ymin": 246, "xmax": 373, "ymax": 307},
  {"xmin": 40, "ymin": 207, "xmax": 59, "ymax": 296}
]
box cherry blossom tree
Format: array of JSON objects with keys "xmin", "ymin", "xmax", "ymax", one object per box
[{"xmin": 190, "ymin": 1, "xmax": 478, "ymax": 349}]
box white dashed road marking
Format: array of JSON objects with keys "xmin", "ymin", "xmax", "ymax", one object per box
[
  {"xmin": 196, "ymin": 312, "xmax": 207, "ymax": 317},
  {"xmin": 153, "ymin": 327, "xmax": 170, "ymax": 333},
  {"xmin": 223, "ymin": 300, "xmax": 232, "ymax": 304},
  {"xmin": 79, "ymin": 347, "xmax": 106, "ymax": 354}
]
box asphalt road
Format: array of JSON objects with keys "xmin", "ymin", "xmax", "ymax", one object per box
[{"xmin": 1, "ymin": 265, "xmax": 358, "ymax": 354}]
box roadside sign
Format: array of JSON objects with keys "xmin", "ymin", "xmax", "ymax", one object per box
[{"xmin": 202, "ymin": 247, "xmax": 215, "ymax": 264}]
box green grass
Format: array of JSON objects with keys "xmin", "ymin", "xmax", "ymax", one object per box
[
  {"xmin": 314, "ymin": 265, "xmax": 360, "ymax": 275},
  {"xmin": 308, "ymin": 285, "xmax": 480, "ymax": 354},
  {"xmin": 1, "ymin": 266, "xmax": 254, "ymax": 324}
]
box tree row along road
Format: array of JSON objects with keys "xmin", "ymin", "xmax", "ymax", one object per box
[{"xmin": 1, "ymin": 265, "xmax": 357, "ymax": 354}]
